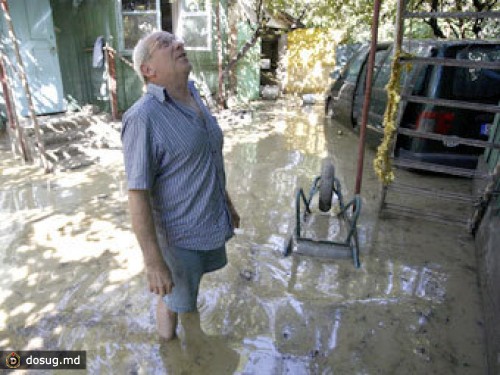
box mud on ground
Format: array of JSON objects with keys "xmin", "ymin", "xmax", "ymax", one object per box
[{"xmin": 0, "ymin": 100, "xmax": 487, "ymax": 374}]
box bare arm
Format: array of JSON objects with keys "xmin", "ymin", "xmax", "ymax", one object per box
[
  {"xmin": 225, "ymin": 191, "xmax": 240, "ymax": 229},
  {"xmin": 128, "ymin": 189, "xmax": 174, "ymax": 296}
]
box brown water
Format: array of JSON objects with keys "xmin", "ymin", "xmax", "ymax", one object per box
[{"xmin": 0, "ymin": 101, "xmax": 486, "ymax": 374}]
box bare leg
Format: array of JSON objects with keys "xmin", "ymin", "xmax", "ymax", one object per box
[{"xmin": 157, "ymin": 296, "xmax": 178, "ymax": 340}]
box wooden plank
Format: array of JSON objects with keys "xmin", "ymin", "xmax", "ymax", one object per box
[
  {"xmin": 392, "ymin": 157, "xmax": 490, "ymax": 178},
  {"xmin": 381, "ymin": 202, "xmax": 469, "ymax": 226},
  {"xmin": 401, "ymin": 95, "xmax": 500, "ymax": 114},
  {"xmin": 0, "ymin": 0, "xmax": 50, "ymax": 171},
  {"xmin": 387, "ymin": 181, "xmax": 476, "ymax": 202},
  {"xmin": 397, "ymin": 128, "xmax": 500, "ymax": 150}
]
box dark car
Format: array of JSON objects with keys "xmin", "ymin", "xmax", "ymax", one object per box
[{"xmin": 325, "ymin": 40, "xmax": 500, "ymax": 169}]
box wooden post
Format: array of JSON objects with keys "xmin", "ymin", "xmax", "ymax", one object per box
[
  {"xmin": 0, "ymin": 0, "xmax": 51, "ymax": 172},
  {"xmin": 354, "ymin": 0, "xmax": 382, "ymax": 199},
  {"xmin": 216, "ymin": 1, "xmax": 225, "ymax": 109},
  {"xmin": 0, "ymin": 52, "xmax": 30, "ymax": 161},
  {"xmin": 105, "ymin": 43, "xmax": 119, "ymax": 120}
]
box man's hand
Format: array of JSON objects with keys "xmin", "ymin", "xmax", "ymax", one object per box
[
  {"xmin": 146, "ymin": 260, "xmax": 175, "ymax": 296},
  {"xmin": 128, "ymin": 190, "xmax": 175, "ymax": 296},
  {"xmin": 225, "ymin": 191, "xmax": 240, "ymax": 229},
  {"xmin": 230, "ymin": 208, "xmax": 240, "ymax": 229}
]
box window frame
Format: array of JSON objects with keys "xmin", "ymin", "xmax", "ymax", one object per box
[
  {"xmin": 116, "ymin": 0, "xmax": 162, "ymax": 54},
  {"xmin": 178, "ymin": 0, "xmax": 211, "ymax": 51}
]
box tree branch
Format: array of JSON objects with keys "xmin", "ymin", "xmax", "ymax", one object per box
[{"xmin": 222, "ymin": 27, "xmax": 262, "ymax": 80}]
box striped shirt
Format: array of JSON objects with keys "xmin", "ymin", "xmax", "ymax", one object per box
[{"xmin": 121, "ymin": 82, "xmax": 233, "ymax": 250}]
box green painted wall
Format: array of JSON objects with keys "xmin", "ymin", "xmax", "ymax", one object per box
[
  {"xmin": 236, "ymin": 23, "xmax": 260, "ymax": 102},
  {"xmin": 51, "ymin": 0, "xmax": 118, "ymax": 112},
  {"xmin": 2, "ymin": 0, "xmax": 257, "ymax": 115},
  {"xmin": 51, "ymin": 0, "xmax": 231, "ymax": 113}
]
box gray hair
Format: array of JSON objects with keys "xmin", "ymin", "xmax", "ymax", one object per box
[{"xmin": 132, "ymin": 31, "xmax": 175, "ymax": 83}]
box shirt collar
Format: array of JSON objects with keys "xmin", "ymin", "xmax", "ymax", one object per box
[
  {"xmin": 146, "ymin": 81, "xmax": 197, "ymax": 102},
  {"xmin": 146, "ymin": 83, "xmax": 168, "ymax": 102}
]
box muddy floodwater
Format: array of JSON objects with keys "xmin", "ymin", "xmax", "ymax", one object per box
[{"xmin": 0, "ymin": 101, "xmax": 486, "ymax": 374}]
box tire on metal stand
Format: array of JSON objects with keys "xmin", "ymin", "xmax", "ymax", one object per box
[{"xmin": 319, "ymin": 158, "xmax": 335, "ymax": 212}]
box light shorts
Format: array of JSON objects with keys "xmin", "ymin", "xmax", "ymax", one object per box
[{"xmin": 161, "ymin": 245, "xmax": 227, "ymax": 313}]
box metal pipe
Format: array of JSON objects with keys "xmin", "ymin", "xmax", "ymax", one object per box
[
  {"xmin": 354, "ymin": 0, "xmax": 382, "ymax": 197},
  {"xmin": 0, "ymin": 52, "xmax": 29, "ymax": 161}
]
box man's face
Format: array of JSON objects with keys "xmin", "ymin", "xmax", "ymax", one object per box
[{"xmin": 141, "ymin": 34, "xmax": 192, "ymax": 85}]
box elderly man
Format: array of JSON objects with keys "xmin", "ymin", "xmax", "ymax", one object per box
[{"xmin": 121, "ymin": 31, "xmax": 239, "ymax": 340}]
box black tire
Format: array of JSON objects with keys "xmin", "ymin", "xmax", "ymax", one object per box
[{"xmin": 319, "ymin": 159, "xmax": 335, "ymax": 212}]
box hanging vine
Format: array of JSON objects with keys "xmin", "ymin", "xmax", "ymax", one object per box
[{"xmin": 373, "ymin": 48, "xmax": 404, "ymax": 185}]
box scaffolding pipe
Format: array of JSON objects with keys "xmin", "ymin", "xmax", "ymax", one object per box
[
  {"xmin": 0, "ymin": 52, "xmax": 30, "ymax": 161},
  {"xmin": 0, "ymin": 0, "xmax": 50, "ymax": 172},
  {"xmin": 395, "ymin": 0, "xmax": 406, "ymax": 52},
  {"xmin": 354, "ymin": 0, "xmax": 382, "ymax": 197},
  {"xmin": 104, "ymin": 44, "xmax": 119, "ymax": 121}
]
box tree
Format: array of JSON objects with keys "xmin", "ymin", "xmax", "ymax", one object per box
[
  {"xmin": 218, "ymin": 0, "xmax": 384, "ymax": 107},
  {"xmin": 411, "ymin": 0, "xmax": 499, "ymax": 39},
  {"xmin": 219, "ymin": 0, "xmax": 498, "ymax": 105},
  {"xmin": 218, "ymin": 0, "xmax": 303, "ymax": 108}
]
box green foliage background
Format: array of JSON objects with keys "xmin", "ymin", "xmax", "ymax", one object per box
[{"xmin": 263, "ymin": 0, "xmax": 499, "ymax": 42}]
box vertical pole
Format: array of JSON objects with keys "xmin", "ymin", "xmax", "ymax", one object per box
[
  {"xmin": 105, "ymin": 43, "xmax": 118, "ymax": 120},
  {"xmin": 216, "ymin": 1, "xmax": 224, "ymax": 109},
  {"xmin": 0, "ymin": 0, "xmax": 50, "ymax": 172},
  {"xmin": 394, "ymin": 0, "xmax": 405, "ymax": 52},
  {"xmin": 354, "ymin": 0, "xmax": 382, "ymax": 198},
  {"xmin": 0, "ymin": 52, "xmax": 30, "ymax": 161},
  {"xmin": 388, "ymin": 0, "xmax": 406, "ymax": 159}
]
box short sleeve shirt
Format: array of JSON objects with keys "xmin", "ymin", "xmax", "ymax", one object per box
[{"xmin": 121, "ymin": 82, "xmax": 233, "ymax": 250}]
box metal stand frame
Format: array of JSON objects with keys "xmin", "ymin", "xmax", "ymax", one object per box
[{"xmin": 284, "ymin": 171, "xmax": 362, "ymax": 268}]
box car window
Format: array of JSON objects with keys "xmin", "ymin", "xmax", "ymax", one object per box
[
  {"xmin": 373, "ymin": 51, "xmax": 393, "ymax": 89},
  {"xmin": 446, "ymin": 46, "xmax": 500, "ymax": 102},
  {"xmin": 344, "ymin": 50, "xmax": 368, "ymax": 83},
  {"xmin": 373, "ymin": 45, "xmax": 435, "ymax": 94}
]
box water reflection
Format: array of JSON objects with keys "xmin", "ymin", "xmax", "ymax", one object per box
[{"xmin": 0, "ymin": 101, "xmax": 486, "ymax": 373}]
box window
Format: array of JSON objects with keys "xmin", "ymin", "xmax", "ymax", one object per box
[
  {"xmin": 344, "ymin": 51, "xmax": 368, "ymax": 83},
  {"xmin": 119, "ymin": 0, "xmax": 161, "ymax": 52},
  {"xmin": 117, "ymin": 0, "xmax": 208, "ymax": 53},
  {"xmin": 178, "ymin": 0, "xmax": 211, "ymax": 51},
  {"xmin": 449, "ymin": 46, "xmax": 500, "ymax": 101}
]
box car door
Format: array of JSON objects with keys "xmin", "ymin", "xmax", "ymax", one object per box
[
  {"xmin": 353, "ymin": 45, "xmax": 392, "ymax": 129},
  {"xmin": 331, "ymin": 46, "xmax": 369, "ymax": 127}
]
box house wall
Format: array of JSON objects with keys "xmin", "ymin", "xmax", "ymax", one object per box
[
  {"xmin": 475, "ymin": 180, "xmax": 500, "ymax": 375},
  {"xmin": 187, "ymin": 0, "xmax": 228, "ymax": 105},
  {"xmin": 475, "ymin": 117, "xmax": 500, "ymax": 375},
  {"xmin": 50, "ymin": 0, "xmax": 231, "ymax": 114},
  {"xmin": 235, "ymin": 23, "xmax": 260, "ymax": 102},
  {"xmin": 1, "ymin": 0, "xmax": 256, "ymax": 116},
  {"xmin": 285, "ymin": 28, "xmax": 342, "ymax": 94},
  {"xmin": 50, "ymin": 0, "xmax": 120, "ymax": 112}
]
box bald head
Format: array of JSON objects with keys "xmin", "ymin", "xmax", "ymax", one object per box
[{"xmin": 133, "ymin": 31, "xmax": 177, "ymax": 83}]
